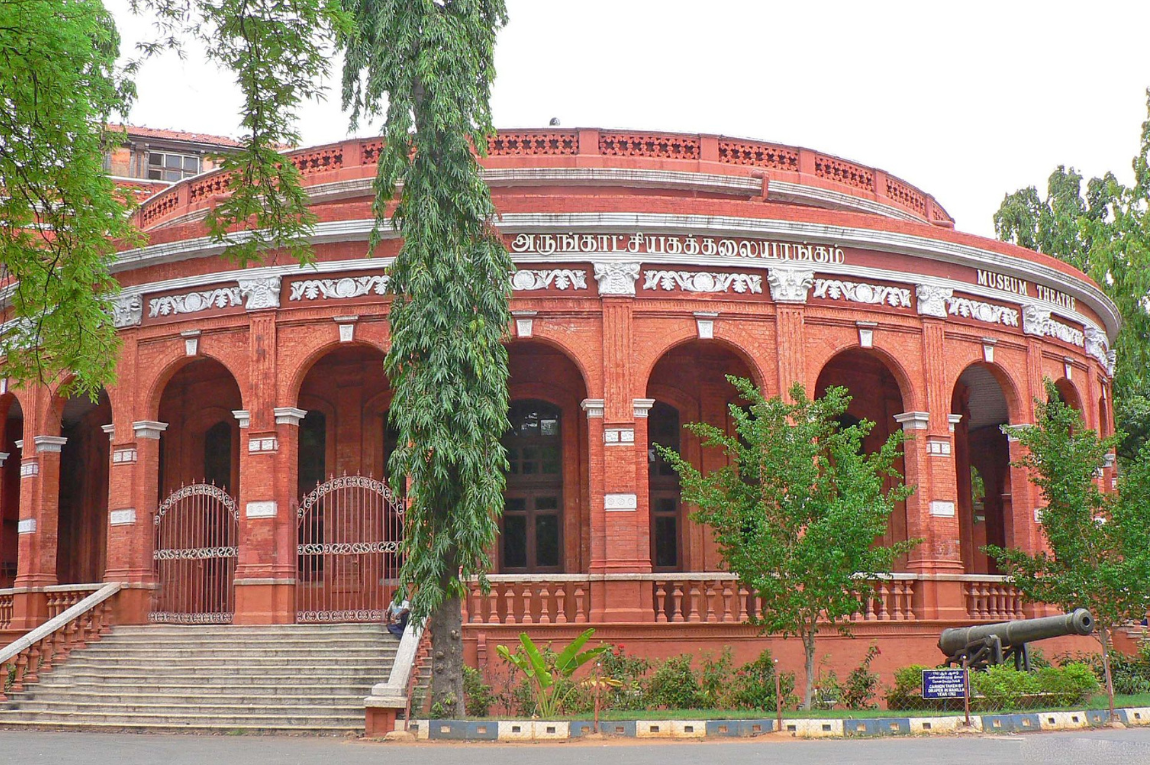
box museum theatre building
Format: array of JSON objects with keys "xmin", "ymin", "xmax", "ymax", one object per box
[{"xmin": 0, "ymin": 129, "xmax": 1120, "ymax": 668}]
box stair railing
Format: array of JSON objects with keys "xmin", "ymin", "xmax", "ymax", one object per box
[{"xmin": 0, "ymin": 582, "xmax": 122, "ymax": 700}]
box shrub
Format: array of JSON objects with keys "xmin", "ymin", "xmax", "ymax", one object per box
[
  {"xmin": 884, "ymin": 664, "xmax": 930, "ymax": 711},
  {"xmin": 840, "ymin": 643, "xmax": 881, "ymax": 710},
  {"xmin": 463, "ymin": 665, "xmax": 495, "ymax": 717},
  {"xmin": 728, "ymin": 649, "xmax": 797, "ymax": 710},
  {"xmin": 599, "ymin": 644, "xmax": 650, "ymax": 710},
  {"xmin": 970, "ymin": 663, "xmax": 1099, "ymax": 710},
  {"xmin": 645, "ymin": 654, "xmax": 704, "ymax": 710},
  {"xmin": 700, "ymin": 649, "xmax": 734, "ymax": 709},
  {"xmin": 1057, "ymin": 646, "xmax": 1150, "ymax": 696}
]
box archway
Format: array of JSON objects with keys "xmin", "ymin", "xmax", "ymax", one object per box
[
  {"xmin": 952, "ymin": 364, "xmax": 1013, "ymax": 574},
  {"xmin": 1053, "ymin": 378, "xmax": 1083, "ymax": 414},
  {"xmin": 55, "ymin": 388, "xmax": 112, "ymax": 584},
  {"xmin": 157, "ymin": 359, "xmax": 244, "ymax": 495},
  {"xmin": 294, "ymin": 344, "xmax": 402, "ymax": 622},
  {"xmin": 504, "ymin": 341, "xmax": 588, "ymax": 574},
  {"xmin": 815, "ymin": 348, "xmax": 909, "ymax": 567},
  {"xmin": 0, "ymin": 396, "xmax": 23, "ymax": 588},
  {"xmin": 645, "ymin": 340, "xmax": 756, "ymax": 572}
]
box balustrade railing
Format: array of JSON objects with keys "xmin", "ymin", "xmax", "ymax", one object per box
[
  {"xmin": 849, "ymin": 578, "xmax": 917, "ymax": 622},
  {"xmin": 0, "ymin": 591, "xmax": 13, "ymax": 631},
  {"xmin": 653, "ymin": 574, "xmax": 747, "ymax": 623},
  {"xmin": 463, "ymin": 575, "xmax": 591, "ymax": 625},
  {"xmin": 45, "ymin": 585, "xmax": 105, "ymax": 619},
  {"xmin": 963, "ymin": 579, "xmax": 1025, "ymax": 621},
  {"xmin": 0, "ymin": 582, "xmax": 121, "ymax": 700}
]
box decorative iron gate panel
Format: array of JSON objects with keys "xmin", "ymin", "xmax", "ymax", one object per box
[
  {"xmin": 151, "ymin": 483, "xmax": 240, "ymax": 624},
  {"xmin": 296, "ymin": 474, "xmax": 405, "ymax": 622}
]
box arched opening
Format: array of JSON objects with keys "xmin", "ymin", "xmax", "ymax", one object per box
[
  {"xmin": 0, "ymin": 396, "xmax": 23, "ymax": 588},
  {"xmin": 645, "ymin": 340, "xmax": 755, "ymax": 572},
  {"xmin": 1052, "ymin": 378, "xmax": 1083, "ymax": 414},
  {"xmin": 56, "ymin": 388, "xmax": 112, "ymax": 584},
  {"xmin": 294, "ymin": 344, "xmax": 402, "ymax": 622},
  {"xmin": 815, "ymin": 349, "xmax": 909, "ymax": 568},
  {"xmin": 296, "ymin": 344, "xmax": 394, "ymax": 487},
  {"xmin": 504, "ymin": 341, "xmax": 588, "ymax": 574},
  {"xmin": 157, "ymin": 359, "xmax": 243, "ymax": 495},
  {"xmin": 952, "ymin": 364, "xmax": 1012, "ymax": 574}
]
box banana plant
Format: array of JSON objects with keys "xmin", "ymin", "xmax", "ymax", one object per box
[{"xmin": 496, "ymin": 628, "xmax": 607, "ymax": 718}]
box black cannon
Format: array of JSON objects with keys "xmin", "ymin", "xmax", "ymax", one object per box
[{"xmin": 938, "ymin": 609, "xmax": 1094, "ymax": 671}]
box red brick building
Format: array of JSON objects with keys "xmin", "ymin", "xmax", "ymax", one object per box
[{"xmin": 0, "ymin": 129, "xmax": 1119, "ymax": 678}]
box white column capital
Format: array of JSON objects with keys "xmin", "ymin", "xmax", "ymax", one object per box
[
  {"xmin": 232, "ymin": 410, "xmax": 251, "ymax": 429},
  {"xmin": 893, "ymin": 411, "xmax": 930, "ymax": 431},
  {"xmin": 133, "ymin": 420, "xmax": 169, "ymax": 440},
  {"xmin": 274, "ymin": 407, "xmax": 308, "ymax": 426},
  {"xmin": 633, "ymin": 398, "xmax": 656, "ymax": 418},
  {"xmin": 34, "ymin": 435, "xmax": 68, "ymax": 453},
  {"xmin": 580, "ymin": 399, "xmax": 605, "ymax": 418},
  {"xmin": 100, "ymin": 424, "xmax": 115, "ymax": 441}
]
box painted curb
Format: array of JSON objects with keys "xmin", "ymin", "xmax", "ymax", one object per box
[{"xmin": 406, "ymin": 705, "xmax": 1148, "ymax": 741}]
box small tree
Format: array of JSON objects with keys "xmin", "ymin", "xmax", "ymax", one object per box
[
  {"xmin": 659, "ymin": 378, "xmax": 917, "ymax": 709},
  {"xmin": 987, "ymin": 380, "xmax": 1150, "ymax": 721}
]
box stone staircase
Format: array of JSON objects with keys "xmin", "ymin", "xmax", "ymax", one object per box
[{"xmin": 0, "ymin": 623, "xmax": 400, "ymax": 734}]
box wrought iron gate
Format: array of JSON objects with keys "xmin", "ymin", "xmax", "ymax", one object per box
[
  {"xmin": 296, "ymin": 474, "xmax": 405, "ymax": 622},
  {"xmin": 151, "ymin": 483, "xmax": 240, "ymax": 624}
]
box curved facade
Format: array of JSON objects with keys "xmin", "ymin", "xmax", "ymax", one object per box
[{"xmin": 0, "ymin": 129, "xmax": 1119, "ymax": 668}]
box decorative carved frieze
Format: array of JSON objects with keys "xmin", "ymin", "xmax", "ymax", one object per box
[
  {"xmin": 112, "ymin": 294, "xmax": 143, "ymax": 328},
  {"xmin": 237, "ymin": 276, "xmax": 281, "ymax": 310},
  {"xmin": 946, "ymin": 297, "xmax": 1019, "ymax": 327},
  {"xmin": 1022, "ymin": 304, "xmax": 1084, "ymax": 347},
  {"xmin": 642, "ymin": 270, "xmax": 763, "ymax": 294},
  {"xmin": 1085, "ymin": 326, "xmax": 1111, "ymax": 372},
  {"xmin": 767, "ymin": 267, "xmax": 814, "ymax": 303},
  {"xmin": 593, "ymin": 262, "xmax": 641, "ymax": 296},
  {"xmin": 149, "ymin": 287, "xmax": 242, "ymax": 318},
  {"xmin": 511, "ymin": 269, "xmax": 587, "ymax": 291},
  {"xmin": 915, "ymin": 285, "xmax": 952, "ymax": 318},
  {"xmin": 289, "ymin": 275, "xmax": 390, "ymax": 301},
  {"xmin": 813, "ymin": 279, "xmax": 911, "ymax": 308}
]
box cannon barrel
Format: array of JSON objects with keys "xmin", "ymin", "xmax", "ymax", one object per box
[{"xmin": 938, "ymin": 609, "xmax": 1094, "ymax": 657}]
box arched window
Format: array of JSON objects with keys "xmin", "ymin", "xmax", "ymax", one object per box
[
  {"xmin": 204, "ymin": 421, "xmax": 233, "ymax": 491},
  {"xmin": 502, "ymin": 400, "xmax": 563, "ymax": 573},
  {"xmin": 648, "ymin": 402, "xmax": 682, "ymax": 571}
]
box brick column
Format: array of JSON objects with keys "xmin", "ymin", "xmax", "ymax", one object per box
[
  {"xmin": 767, "ymin": 266, "xmax": 813, "ymax": 396},
  {"xmin": 234, "ymin": 307, "xmax": 293, "ymax": 623},
  {"xmin": 587, "ymin": 266, "xmax": 648, "ymax": 621},
  {"xmin": 12, "ymin": 384, "xmax": 62, "ymax": 628}
]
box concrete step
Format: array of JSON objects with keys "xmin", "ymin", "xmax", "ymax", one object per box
[
  {"xmin": 10, "ymin": 690, "xmax": 367, "ymax": 705},
  {"xmin": 50, "ymin": 656, "xmax": 390, "ymax": 668},
  {"xmin": 5, "ymin": 700, "xmax": 365, "ymax": 716},
  {"xmin": 0, "ymin": 719, "xmax": 362, "ymax": 734},
  {"xmin": 75, "ymin": 647, "xmax": 394, "ymax": 659},
  {"xmin": 0, "ymin": 710, "xmax": 364, "ymax": 728},
  {"xmin": 38, "ymin": 671, "xmax": 379, "ymax": 686},
  {"xmin": 110, "ymin": 626, "xmax": 387, "ymax": 637}
]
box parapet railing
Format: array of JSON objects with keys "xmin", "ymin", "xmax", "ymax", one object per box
[
  {"xmin": 135, "ymin": 128, "xmax": 954, "ymax": 230},
  {"xmin": 0, "ymin": 582, "xmax": 121, "ymax": 699}
]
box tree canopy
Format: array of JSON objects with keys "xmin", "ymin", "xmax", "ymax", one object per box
[
  {"xmin": 995, "ymin": 92, "xmax": 1150, "ymax": 459},
  {"xmin": 659, "ymin": 378, "xmax": 917, "ymax": 709}
]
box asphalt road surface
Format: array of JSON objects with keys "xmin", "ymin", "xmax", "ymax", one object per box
[{"xmin": 3, "ymin": 728, "xmax": 1150, "ymax": 765}]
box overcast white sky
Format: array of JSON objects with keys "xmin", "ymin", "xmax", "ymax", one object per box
[{"xmin": 108, "ymin": 0, "xmax": 1150, "ymax": 237}]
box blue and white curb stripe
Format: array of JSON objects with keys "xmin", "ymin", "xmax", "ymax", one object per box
[{"xmin": 406, "ymin": 706, "xmax": 1150, "ymax": 741}]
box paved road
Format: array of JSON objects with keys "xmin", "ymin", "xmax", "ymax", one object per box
[{"xmin": 3, "ymin": 728, "xmax": 1150, "ymax": 765}]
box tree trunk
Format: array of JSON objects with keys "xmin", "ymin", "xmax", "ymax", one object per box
[
  {"xmin": 429, "ymin": 594, "xmax": 465, "ymax": 718},
  {"xmin": 803, "ymin": 630, "xmax": 817, "ymax": 711},
  {"xmin": 1099, "ymin": 625, "xmax": 1117, "ymax": 723}
]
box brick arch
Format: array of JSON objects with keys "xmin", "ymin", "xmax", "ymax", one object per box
[
  {"xmin": 509, "ymin": 329, "xmax": 596, "ymax": 399},
  {"xmin": 140, "ymin": 344, "xmax": 250, "ymax": 423},
  {"xmin": 1053, "ymin": 377, "xmax": 1083, "ymax": 414},
  {"xmin": 636, "ymin": 320, "xmax": 768, "ymax": 399},
  {"xmin": 809, "ymin": 341, "xmax": 918, "ymax": 413},
  {"xmin": 284, "ymin": 335, "xmax": 390, "ymax": 409},
  {"xmin": 39, "ymin": 375, "xmax": 115, "ymax": 440},
  {"xmin": 949, "ymin": 360, "xmax": 1025, "ymax": 426}
]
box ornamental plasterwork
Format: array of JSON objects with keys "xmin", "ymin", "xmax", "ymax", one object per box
[
  {"xmin": 149, "ymin": 287, "xmax": 242, "ymax": 318},
  {"xmin": 812, "ymin": 279, "xmax": 911, "ymax": 308},
  {"xmin": 112, "ymin": 294, "xmax": 143, "ymax": 328},
  {"xmin": 593, "ymin": 262, "xmax": 641, "ymax": 296},
  {"xmin": 643, "ymin": 270, "xmax": 763, "ymax": 294},
  {"xmin": 766, "ymin": 267, "xmax": 814, "ymax": 303},
  {"xmin": 1085, "ymin": 326, "xmax": 1111, "ymax": 369},
  {"xmin": 1106, "ymin": 350, "xmax": 1117, "ymax": 377},
  {"xmin": 1022, "ymin": 304, "xmax": 1085, "ymax": 347},
  {"xmin": 915, "ymin": 285, "xmax": 952, "ymax": 318},
  {"xmin": 946, "ymin": 297, "xmax": 1019, "ymax": 327},
  {"xmin": 237, "ymin": 276, "xmax": 281, "ymax": 310},
  {"xmin": 290, "ymin": 275, "xmax": 390, "ymax": 301},
  {"xmin": 511, "ymin": 269, "xmax": 588, "ymax": 291}
]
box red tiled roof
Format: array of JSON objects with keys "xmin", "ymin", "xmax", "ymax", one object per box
[{"xmin": 107, "ymin": 124, "xmax": 243, "ymax": 148}]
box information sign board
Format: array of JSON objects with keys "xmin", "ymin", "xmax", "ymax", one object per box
[{"xmin": 922, "ymin": 668, "xmax": 967, "ymax": 699}]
